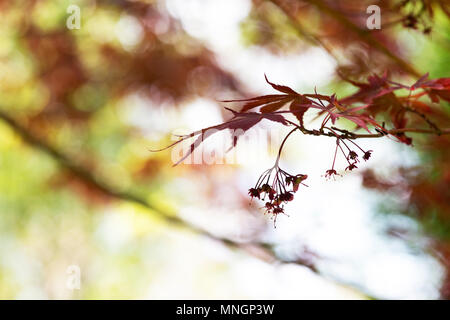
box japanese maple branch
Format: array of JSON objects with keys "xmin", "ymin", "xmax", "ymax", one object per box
[
  {"xmin": 269, "ymin": 0, "xmax": 421, "ymax": 77},
  {"xmin": 266, "ymin": 0, "xmax": 338, "ymax": 59},
  {"xmin": 0, "ymin": 109, "xmax": 373, "ymax": 298},
  {"xmin": 283, "ymin": 119, "xmax": 450, "ymax": 139}
]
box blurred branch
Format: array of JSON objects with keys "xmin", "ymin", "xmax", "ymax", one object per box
[
  {"xmin": 267, "ymin": 0, "xmax": 337, "ymax": 58},
  {"xmin": 269, "ymin": 0, "xmax": 421, "ymax": 77},
  {"xmin": 0, "ymin": 109, "xmax": 373, "ymax": 298}
]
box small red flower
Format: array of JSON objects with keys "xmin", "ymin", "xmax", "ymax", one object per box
[
  {"xmin": 325, "ymin": 169, "xmax": 340, "ymax": 179},
  {"xmin": 248, "ymin": 188, "xmax": 260, "ymax": 199},
  {"xmin": 265, "ymin": 202, "xmax": 273, "ymax": 210},
  {"xmin": 347, "ymin": 150, "xmax": 359, "ymax": 162},
  {"xmin": 272, "ymin": 207, "xmax": 284, "ymax": 214},
  {"xmin": 268, "ymin": 188, "xmax": 276, "ymax": 200},
  {"xmin": 363, "ymin": 150, "xmax": 373, "ymax": 161},
  {"xmin": 260, "ymin": 184, "xmax": 272, "ymax": 193},
  {"xmin": 279, "ymin": 192, "xmax": 294, "ymax": 202},
  {"xmin": 292, "ymin": 174, "xmax": 308, "ymax": 192}
]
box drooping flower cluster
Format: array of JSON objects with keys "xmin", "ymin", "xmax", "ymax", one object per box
[
  {"xmin": 248, "ymin": 165, "xmax": 307, "ymax": 225},
  {"xmin": 324, "ymin": 137, "xmax": 373, "ymax": 180}
]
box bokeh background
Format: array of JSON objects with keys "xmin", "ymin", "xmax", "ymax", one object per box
[{"xmin": 0, "ymin": 0, "xmax": 449, "ymax": 299}]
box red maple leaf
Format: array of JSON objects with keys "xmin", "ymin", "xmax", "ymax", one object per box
[{"xmin": 151, "ymin": 108, "xmax": 289, "ymax": 166}]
